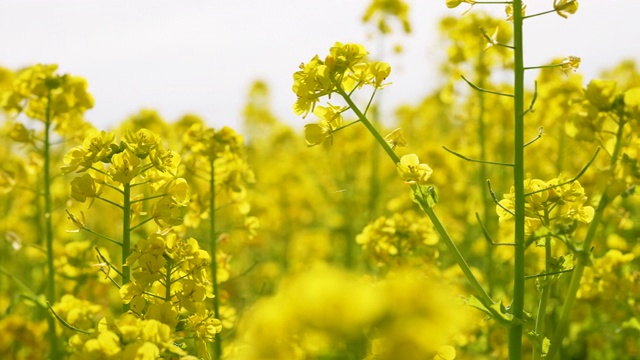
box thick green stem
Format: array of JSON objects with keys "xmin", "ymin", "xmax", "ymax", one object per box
[
  {"xmin": 209, "ymin": 159, "xmax": 222, "ymax": 360},
  {"xmin": 336, "ymin": 86, "xmax": 494, "ymax": 307},
  {"xmin": 122, "ymin": 182, "xmax": 132, "ymax": 312},
  {"xmin": 510, "ymin": 1, "xmax": 526, "ymax": 358},
  {"xmin": 43, "ymin": 91, "xmax": 60, "ymax": 359}
]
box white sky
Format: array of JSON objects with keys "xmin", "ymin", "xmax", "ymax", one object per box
[{"xmin": 1, "ymin": 0, "xmax": 639, "ymax": 133}]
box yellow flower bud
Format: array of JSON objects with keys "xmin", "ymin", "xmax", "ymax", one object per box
[{"xmin": 554, "ymin": 0, "xmax": 579, "ymax": 18}]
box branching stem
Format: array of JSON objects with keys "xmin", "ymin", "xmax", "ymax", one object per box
[{"xmin": 334, "ymin": 82, "xmax": 494, "ymax": 309}]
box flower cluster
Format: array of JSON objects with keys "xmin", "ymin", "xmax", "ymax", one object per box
[
  {"xmin": 0, "ymin": 315, "xmax": 48, "ymax": 360},
  {"xmin": 0, "ymin": 64, "xmax": 94, "ymax": 141},
  {"xmin": 578, "ymin": 249, "xmax": 637, "ymax": 301},
  {"xmin": 356, "ymin": 211, "xmax": 439, "ymax": 268},
  {"xmin": 118, "ymin": 233, "xmax": 223, "ymax": 358},
  {"xmin": 63, "ymin": 129, "xmax": 188, "ymax": 229},
  {"xmin": 67, "ymin": 314, "xmax": 197, "ymax": 360},
  {"xmin": 496, "ymin": 176, "xmax": 594, "ymax": 236},
  {"xmin": 0, "ymin": 64, "xmax": 94, "ymax": 120},
  {"xmin": 362, "ymin": 0, "xmax": 411, "ymax": 34},
  {"xmin": 181, "ymin": 123, "xmax": 257, "ymax": 237},
  {"xmin": 292, "ymin": 42, "xmax": 390, "ymax": 119}
]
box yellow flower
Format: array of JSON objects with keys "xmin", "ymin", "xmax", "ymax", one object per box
[
  {"xmin": 83, "ymin": 331, "xmax": 121, "ymax": 356},
  {"xmin": 369, "ymin": 61, "xmax": 392, "ymax": 89},
  {"xmin": 561, "ymin": 56, "xmax": 581, "ymax": 73},
  {"xmin": 140, "ymin": 319, "xmax": 171, "ymax": 345},
  {"xmin": 110, "ymin": 148, "xmax": 141, "ymax": 184},
  {"xmin": 119, "ymin": 282, "xmax": 143, "ymax": 304},
  {"xmin": 120, "ymin": 342, "xmax": 160, "ymax": 360},
  {"xmin": 70, "ymin": 173, "xmax": 100, "ymax": 203},
  {"xmin": 151, "ymin": 147, "xmax": 180, "ymax": 174},
  {"xmin": 446, "ymin": 0, "xmax": 475, "ymax": 9},
  {"xmin": 623, "ymin": 87, "xmax": 640, "ymax": 118},
  {"xmin": 397, "ymin": 154, "xmax": 433, "ymax": 185},
  {"xmin": 554, "ymin": 0, "xmax": 578, "ymax": 18},
  {"xmin": 146, "ymin": 301, "xmax": 179, "ymax": 329},
  {"xmin": 384, "ymin": 128, "xmax": 408, "ymax": 150},
  {"xmin": 123, "ymin": 129, "xmax": 160, "ymax": 158},
  {"xmin": 61, "ymin": 130, "xmax": 116, "ymax": 174},
  {"xmin": 325, "ymin": 42, "xmax": 368, "ymax": 73},
  {"xmin": 304, "ymin": 122, "xmax": 333, "ymax": 147},
  {"xmin": 292, "ymin": 56, "xmax": 333, "ymax": 117},
  {"xmin": 152, "ymin": 196, "xmax": 184, "ymax": 227},
  {"xmin": 314, "ymin": 104, "xmax": 345, "ymax": 129}
]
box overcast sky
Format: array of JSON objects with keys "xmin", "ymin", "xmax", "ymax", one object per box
[{"xmin": 1, "ymin": 0, "xmax": 639, "ymax": 133}]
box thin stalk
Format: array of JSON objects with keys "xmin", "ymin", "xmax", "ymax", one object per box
[
  {"xmin": 130, "ymin": 217, "xmax": 154, "ymax": 232},
  {"xmin": 510, "ymin": 1, "xmax": 526, "ymax": 358},
  {"xmin": 43, "ymin": 90, "xmax": 60, "ymax": 359},
  {"xmin": 533, "ymin": 212, "xmax": 552, "ymax": 360},
  {"xmin": 476, "ymin": 54, "xmax": 496, "ymax": 353},
  {"xmin": 547, "ymin": 110, "xmax": 626, "ymax": 359},
  {"xmin": 165, "ymin": 262, "xmax": 172, "ymax": 301},
  {"xmin": 122, "ymin": 183, "xmax": 132, "ymax": 309},
  {"xmin": 335, "ymin": 85, "xmax": 494, "ymax": 308},
  {"xmin": 96, "ymin": 196, "xmax": 125, "ymax": 210},
  {"xmin": 367, "ymin": 106, "xmax": 381, "ymax": 221},
  {"xmin": 546, "ymin": 193, "xmax": 607, "ymax": 359},
  {"xmin": 209, "ymin": 159, "xmax": 222, "ymax": 360}
]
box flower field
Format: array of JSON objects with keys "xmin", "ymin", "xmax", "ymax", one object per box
[{"xmin": 0, "ymin": 1, "xmax": 639, "ymax": 359}]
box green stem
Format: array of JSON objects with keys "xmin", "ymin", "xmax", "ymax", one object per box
[
  {"xmin": 476, "ymin": 55, "xmax": 497, "ymax": 352},
  {"xmin": 546, "ymin": 193, "xmax": 607, "ymax": 359},
  {"xmin": 548, "ymin": 111, "xmax": 625, "ymax": 359},
  {"xmin": 335, "ymin": 85, "xmax": 494, "ymax": 308},
  {"xmin": 209, "ymin": 159, "xmax": 222, "ymax": 360},
  {"xmin": 130, "ymin": 193, "xmax": 167, "ymax": 204},
  {"xmin": 165, "ymin": 261, "xmax": 172, "ymax": 301},
  {"xmin": 43, "ymin": 90, "xmax": 60, "ymax": 359},
  {"xmin": 122, "ymin": 182, "xmax": 132, "ymax": 312},
  {"xmin": 510, "ymin": 1, "xmax": 526, "ymax": 358},
  {"xmin": 523, "ymin": 64, "xmax": 562, "ymax": 71},
  {"xmin": 532, "ymin": 212, "xmax": 552, "ymax": 360},
  {"xmin": 523, "ymin": 9, "xmax": 557, "ymax": 20},
  {"xmin": 129, "ymin": 217, "xmax": 154, "ymax": 232},
  {"xmin": 96, "ymin": 196, "xmax": 125, "ymax": 210},
  {"xmin": 84, "ymin": 227, "xmax": 122, "ymax": 246}
]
